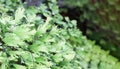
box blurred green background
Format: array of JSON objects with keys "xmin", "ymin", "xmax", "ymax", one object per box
[{"xmin": 59, "ymin": 0, "xmax": 120, "ymax": 60}]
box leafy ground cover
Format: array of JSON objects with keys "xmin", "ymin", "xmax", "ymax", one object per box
[
  {"xmin": 0, "ymin": 0, "xmax": 120, "ymax": 69},
  {"xmin": 61, "ymin": 0, "xmax": 120, "ymax": 59}
]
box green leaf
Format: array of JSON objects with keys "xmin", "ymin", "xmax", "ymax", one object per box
[
  {"xmin": 35, "ymin": 56, "xmax": 47, "ymax": 63},
  {"xmin": 107, "ymin": 0, "xmax": 117, "ymax": 5},
  {"xmin": 21, "ymin": 52, "xmax": 34, "ymax": 66},
  {"xmin": 81, "ymin": 0, "xmax": 89, "ymax": 5},
  {"xmin": 115, "ymin": 4, "xmax": 120, "ymax": 11},
  {"xmin": 52, "ymin": 54, "xmax": 63, "ymax": 62},
  {"xmin": 36, "ymin": 17, "xmax": 52, "ymax": 35},
  {"xmin": 29, "ymin": 42, "xmax": 48, "ymax": 53},
  {"xmin": 13, "ymin": 25, "xmax": 36, "ymax": 40},
  {"xmin": 49, "ymin": 3, "xmax": 59, "ymax": 15},
  {"xmin": 63, "ymin": 51, "xmax": 76, "ymax": 61},
  {"xmin": 3, "ymin": 33, "xmax": 24, "ymax": 46},
  {"xmin": 35, "ymin": 65, "xmax": 50, "ymax": 69},
  {"xmin": 13, "ymin": 64, "xmax": 26, "ymax": 69},
  {"xmin": 109, "ymin": 14, "xmax": 116, "ymax": 21},
  {"xmin": 39, "ymin": 45, "xmax": 48, "ymax": 53},
  {"xmin": 29, "ymin": 43, "xmax": 40, "ymax": 53},
  {"xmin": 15, "ymin": 7, "xmax": 25, "ymax": 22}
]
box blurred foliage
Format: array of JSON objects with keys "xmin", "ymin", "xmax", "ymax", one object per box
[
  {"xmin": 62, "ymin": 0, "xmax": 120, "ymax": 59},
  {"xmin": 0, "ymin": 0, "xmax": 120, "ymax": 69}
]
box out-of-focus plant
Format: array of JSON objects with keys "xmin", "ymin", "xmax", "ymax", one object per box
[
  {"xmin": 61, "ymin": 0, "xmax": 120, "ymax": 59},
  {"xmin": 0, "ymin": 0, "xmax": 23, "ymax": 12}
]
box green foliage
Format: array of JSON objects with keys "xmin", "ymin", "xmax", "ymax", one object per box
[
  {"xmin": 0, "ymin": 0, "xmax": 120, "ymax": 69},
  {"xmin": 0, "ymin": 0, "xmax": 22, "ymax": 13},
  {"xmin": 62, "ymin": 0, "xmax": 120, "ymax": 59}
]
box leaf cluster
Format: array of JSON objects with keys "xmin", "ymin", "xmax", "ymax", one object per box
[{"xmin": 0, "ymin": 0, "xmax": 120, "ymax": 69}]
